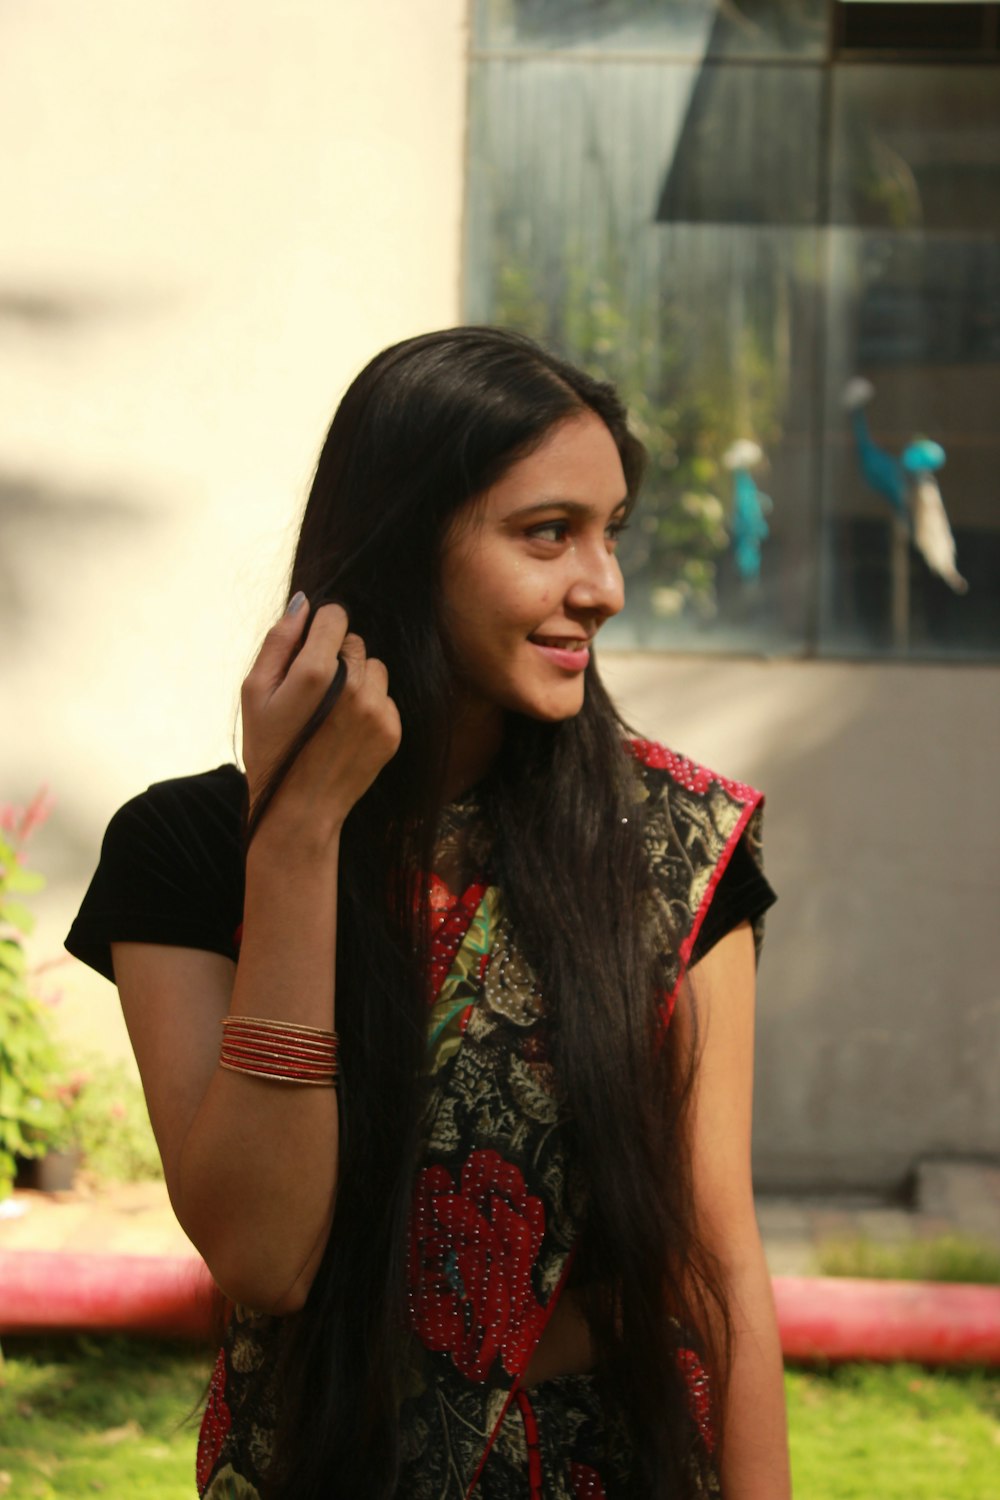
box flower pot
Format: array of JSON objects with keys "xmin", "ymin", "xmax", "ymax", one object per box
[{"xmin": 30, "ymin": 1149, "xmax": 81, "ymax": 1193}]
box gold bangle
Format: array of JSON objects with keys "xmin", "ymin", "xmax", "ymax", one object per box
[
  {"xmin": 219, "ymin": 1015, "xmax": 339, "ymax": 1086},
  {"xmin": 222, "ymin": 1016, "xmax": 337, "ymax": 1040},
  {"xmin": 219, "ymin": 1060, "xmax": 337, "ymax": 1087}
]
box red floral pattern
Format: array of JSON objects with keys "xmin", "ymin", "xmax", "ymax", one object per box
[
  {"xmin": 626, "ymin": 737, "xmax": 756, "ymax": 805},
  {"xmin": 407, "ymin": 1148, "xmax": 547, "ymax": 1381},
  {"xmin": 196, "ymin": 1349, "xmax": 232, "ymax": 1494},
  {"xmin": 569, "ymin": 1460, "xmax": 609, "ymax": 1498},
  {"xmin": 677, "ymin": 1346, "xmax": 716, "ymax": 1454},
  {"xmin": 427, "ymin": 875, "xmax": 488, "ymax": 1001},
  {"xmin": 192, "ymin": 746, "xmax": 755, "ymax": 1496}
]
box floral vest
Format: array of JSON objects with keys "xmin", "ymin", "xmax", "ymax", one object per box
[{"xmin": 197, "ymin": 740, "xmax": 765, "ymax": 1499}]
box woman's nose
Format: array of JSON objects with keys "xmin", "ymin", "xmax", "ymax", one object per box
[{"xmin": 565, "ymin": 542, "xmax": 625, "ymax": 619}]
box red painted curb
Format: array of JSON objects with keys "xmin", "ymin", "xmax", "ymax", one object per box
[
  {"xmin": 2, "ymin": 1254, "xmax": 1000, "ymax": 1365},
  {"xmin": 0, "ymin": 1250, "xmax": 218, "ymax": 1340},
  {"xmin": 773, "ymin": 1275, "xmax": 1000, "ymax": 1366}
]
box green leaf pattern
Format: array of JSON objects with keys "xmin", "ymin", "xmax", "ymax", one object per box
[{"xmin": 196, "ymin": 757, "xmax": 764, "ymax": 1497}]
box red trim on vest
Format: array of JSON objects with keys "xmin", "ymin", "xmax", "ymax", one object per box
[
  {"xmin": 514, "ymin": 1386, "xmax": 545, "ymax": 1497},
  {"xmin": 632, "ymin": 736, "xmax": 764, "ymax": 1029},
  {"xmin": 679, "ymin": 795, "xmax": 761, "ymax": 976},
  {"xmin": 625, "ymin": 736, "xmax": 757, "ymax": 806}
]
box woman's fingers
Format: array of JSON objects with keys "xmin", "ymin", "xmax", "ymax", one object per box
[
  {"xmin": 245, "ymin": 592, "xmax": 315, "ymax": 698},
  {"xmin": 242, "ymin": 598, "xmax": 401, "ymax": 831},
  {"xmin": 246, "ymin": 600, "xmax": 348, "ymax": 709},
  {"xmin": 282, "ymin": 603, "xmax": 350, "ymax": 702},
  {"xmin": 363, "ymin": 655, "xmax": 389, "ymax": 693},
  {"xmin": 336, "ymin": 631, "xmax": 367, "ymax": 690}
]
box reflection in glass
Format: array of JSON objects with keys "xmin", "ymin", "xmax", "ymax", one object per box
[
  {"xmin": 467, "ymin": 58, "xmax": 820, "ymax": 652},
  {"xmin": 830, "ymin": 66, "xmax": 1000, "ymax": 232},
  {"xmin": 466, "ymin": 33, "xmax": 1000, "ymax": 659},
  {"xmin": 656, "ymin": 62, "xmax": 825, "ymax": 225},
  {"xmin": 474, "ymin": 0, "xmax": 829, "ymax": 58},
  {"xmin": 819, "ymin": 80, "xmax": 1000, "ymax": 656}
]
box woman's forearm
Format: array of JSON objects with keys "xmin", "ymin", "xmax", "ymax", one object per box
[
  {"xmin": 718, "ymin": 1235, "xmax": 792, "ymax": 1499},
  {"xmin": 176, "ymin": 813, "xmax": 342, "ymax": 1312}
]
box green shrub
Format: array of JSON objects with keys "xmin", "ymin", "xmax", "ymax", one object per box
[
  {"xmin": 0, "ymin": 790, "xmax": 67, "ymax": 1197},
  {"xmin": 59, "ymin": 1057, "xmax": 163, "ymax": 1184}
]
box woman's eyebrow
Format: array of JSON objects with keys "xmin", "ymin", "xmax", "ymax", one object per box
[{"xmin": 504, "ymin": 497, "xmax": 629, "ymax": 521}]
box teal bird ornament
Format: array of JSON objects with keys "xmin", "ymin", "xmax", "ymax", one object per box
[{"xmin": 843, "ymin": 378, "xmax": 968, "ymax": 594}]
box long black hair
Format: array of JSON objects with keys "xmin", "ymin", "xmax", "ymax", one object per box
[{"xmin": 247, "ymin": 327, "xmax": 728, "ymax": 1497}]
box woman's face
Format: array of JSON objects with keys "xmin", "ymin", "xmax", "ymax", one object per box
[{"xmin": 439, "ymin": 410, "xmax": 628, "ymax": 730}]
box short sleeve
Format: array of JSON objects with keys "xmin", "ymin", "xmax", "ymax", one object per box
[
  {"xmin": 64, "ymin": 764, "xmax": 247, "ymax": 984},
  {"xmin": 690, "ymin": 824, "xmax": 776, "ymax": 967}
]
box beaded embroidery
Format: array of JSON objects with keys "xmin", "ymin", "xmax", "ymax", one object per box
[{"xmin": 197, "ymin": 742, "xmax": 763, "ymax": 1499}]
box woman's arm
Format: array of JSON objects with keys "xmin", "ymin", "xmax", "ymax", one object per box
[
  {"xmin": 679, "ymin": 921, "xmax": 792, "ymax": 1499},
  {"xmin": 113, "ymin": 598, "xmax": 400, "ymax": 1315},
  {"xmin": 113, "ymin": 815, "xmax": 341, "ymax": 1314}
]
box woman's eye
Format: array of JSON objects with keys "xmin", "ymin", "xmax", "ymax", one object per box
[
  {"xmin": 525, "ymin": 516, "xmax": 629, "ymax": 545},
  {"xmin": 527, "ymin": 521, "xmax": 568, "ymax": 543}
]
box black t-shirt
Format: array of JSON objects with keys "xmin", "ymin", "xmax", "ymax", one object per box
[
  {"xmin": 66, "ymin": 766, "xmax": 247, "ymax": 983},
  {"xmin": 65, "ymin": 765, "xmax": 775, "ymax": 984}
]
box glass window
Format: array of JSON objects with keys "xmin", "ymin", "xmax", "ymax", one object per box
[
  {"xmin": 466, "ymin": 57, "xmax": 822, "ymax": 653},
  {"xmin": 473, "ymin": 0, "xmax": 830, "ymax": 59},
  {"xmin": 830, "ymin": 64, "xmax": 1000, "ymax": 233},
  {"xmin": 837, "ymin": 2, "xmax": 996, "ymax": 55},
  {"xmin": 819, "ymin": 65, "xmax": 1000, "ymax": 658},
  {"xmin": 656, "ymin": 62, "xmax": 825, "ymax": 226},
  {"xmin": 466, "ymin": 11, "xmax": 1000, "ymax": 660}
]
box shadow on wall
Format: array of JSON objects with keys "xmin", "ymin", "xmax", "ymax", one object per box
[
  {"xmin": 0, "ymin": 473, "xmax": 155, "ymax": 639},
  {"xmin": 602, "ymin": 651, "xmax": 1000, "ymax": 1193},
  {"xmin": 0, "ymin": 287, "xmax": 102, "ymax": 331},
  {"xmin": 1, "ymin": 467, "xmax": 163, "ymax": 895},
  {"xmin": 0, "ymin": 278, "xmax": 173, "ymax": 642},
  {"xmin": 0, "ymin": 283, "xmax": 174, "ymax": 332}
]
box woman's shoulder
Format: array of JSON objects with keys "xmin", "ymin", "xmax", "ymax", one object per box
[
  {"xmin": 121, "ymin": 761, "xmax": 246, "ymax": 807},
  {"xmin": 65, "ymin": 765, "xmax": 247, "ymax": 983},
  {"xmin": 107, "ymin": 763, "xmax": 247, "ymax": 843},
  {"xmin": 100, "ymin": 762, "xmax": 249, "ymax": 889},
  {"xmin": 623, "ymin": 737, "xmax": 772, "ymax": 965},
  {"xmin": 623, "ymin": 736, "xmax": 762, "ymax": 810}
]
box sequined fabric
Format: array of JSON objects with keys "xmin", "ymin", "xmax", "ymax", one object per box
[
  {"xmin": 474, "ymin": 1374, "xmax": 634, "ymax": 1499},
  {"xmin": 196, "ymin": 742, "xmax": 763, "ymax": 1499},
  {"xmin": 470, "ymin": 1369, "xmax": 720, "ymax": 1500}
]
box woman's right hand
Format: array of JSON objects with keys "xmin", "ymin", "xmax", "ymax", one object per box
[{"xmin": 241, "ymin": 594, "xmax": 402, "ymax": 836}]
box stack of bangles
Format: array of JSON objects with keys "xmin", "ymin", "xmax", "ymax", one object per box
[{"xmin": 219, "ymin": 1015, "xmax": 339, "ymax": 1087}]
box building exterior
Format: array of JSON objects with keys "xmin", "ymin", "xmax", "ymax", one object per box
[
  {"xmin": 2, "ymin": 1, "xmax": 997, "ymax": 1189},
  {"xmin": 465, "ymin": 2, "xmax": 1000, "ymax": 1187}
]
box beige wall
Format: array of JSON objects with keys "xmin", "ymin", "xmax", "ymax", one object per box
[
  {"xmin": 1, "ymin": 0, "xmax": 468, "ymax": 1059},
  {"xmin": 603, "ymin": 654, "xmax": 1000, "ymax": 1190},
  {"xmin": 3, "ymin": 4, "xmax": 996, "ymax": 1191}
]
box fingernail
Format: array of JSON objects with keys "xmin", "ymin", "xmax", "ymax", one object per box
[{"xmin": 286, "ymin": 591, "xmax": 306, "ymax": 616}]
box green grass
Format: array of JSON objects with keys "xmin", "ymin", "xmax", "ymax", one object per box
[
  {"xmin": 0, "ymin": 1336, "xmax": 210, "ymax": 1497},
  {"xmin": 1, "ymin": 1339, "xmax": 998, "ymax": 1497},
  {"xmin": 815, "ymin": 1234, "xmax": 1000, "ymax": 1285},
  {"xmin": 787, "ymin": 1363, "xmax": 1000, "ymax": 1500}
]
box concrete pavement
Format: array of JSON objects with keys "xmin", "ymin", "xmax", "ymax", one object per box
[{"xmin": 2, "ymin": 1161, "xmax": 999, "ymax": 1279}]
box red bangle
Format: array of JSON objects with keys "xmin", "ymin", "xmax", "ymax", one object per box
[{"xmin": 219, "ymin": 1015, "xmax": 339, "ymax": 1087}]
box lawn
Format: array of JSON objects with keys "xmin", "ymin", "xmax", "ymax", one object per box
[
  {"xmin": 786, "ymin": 1362, "xmax": 1000, "ymax": 1500},
  {"xmin": 1, "ymin": 1339, "xmax": 998, "ymax": 1497},
  {"xmin": 0, "ymin": 1337, "xmax": 209, "ymax": 1498}
]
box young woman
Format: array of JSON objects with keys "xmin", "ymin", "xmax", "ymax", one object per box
[{"xmin": 66, "ymin": 328, "xmax": 790, "ymax": 1499}]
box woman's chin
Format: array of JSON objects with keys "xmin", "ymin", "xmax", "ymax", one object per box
[{"xmin": 518, "ymin": 691, "xmax": 587, "ymax": 724}]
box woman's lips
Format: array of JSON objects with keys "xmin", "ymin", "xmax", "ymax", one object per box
[{"xmin": 529, "ymin": 638, "xmax": 591, "ymax": 672}]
